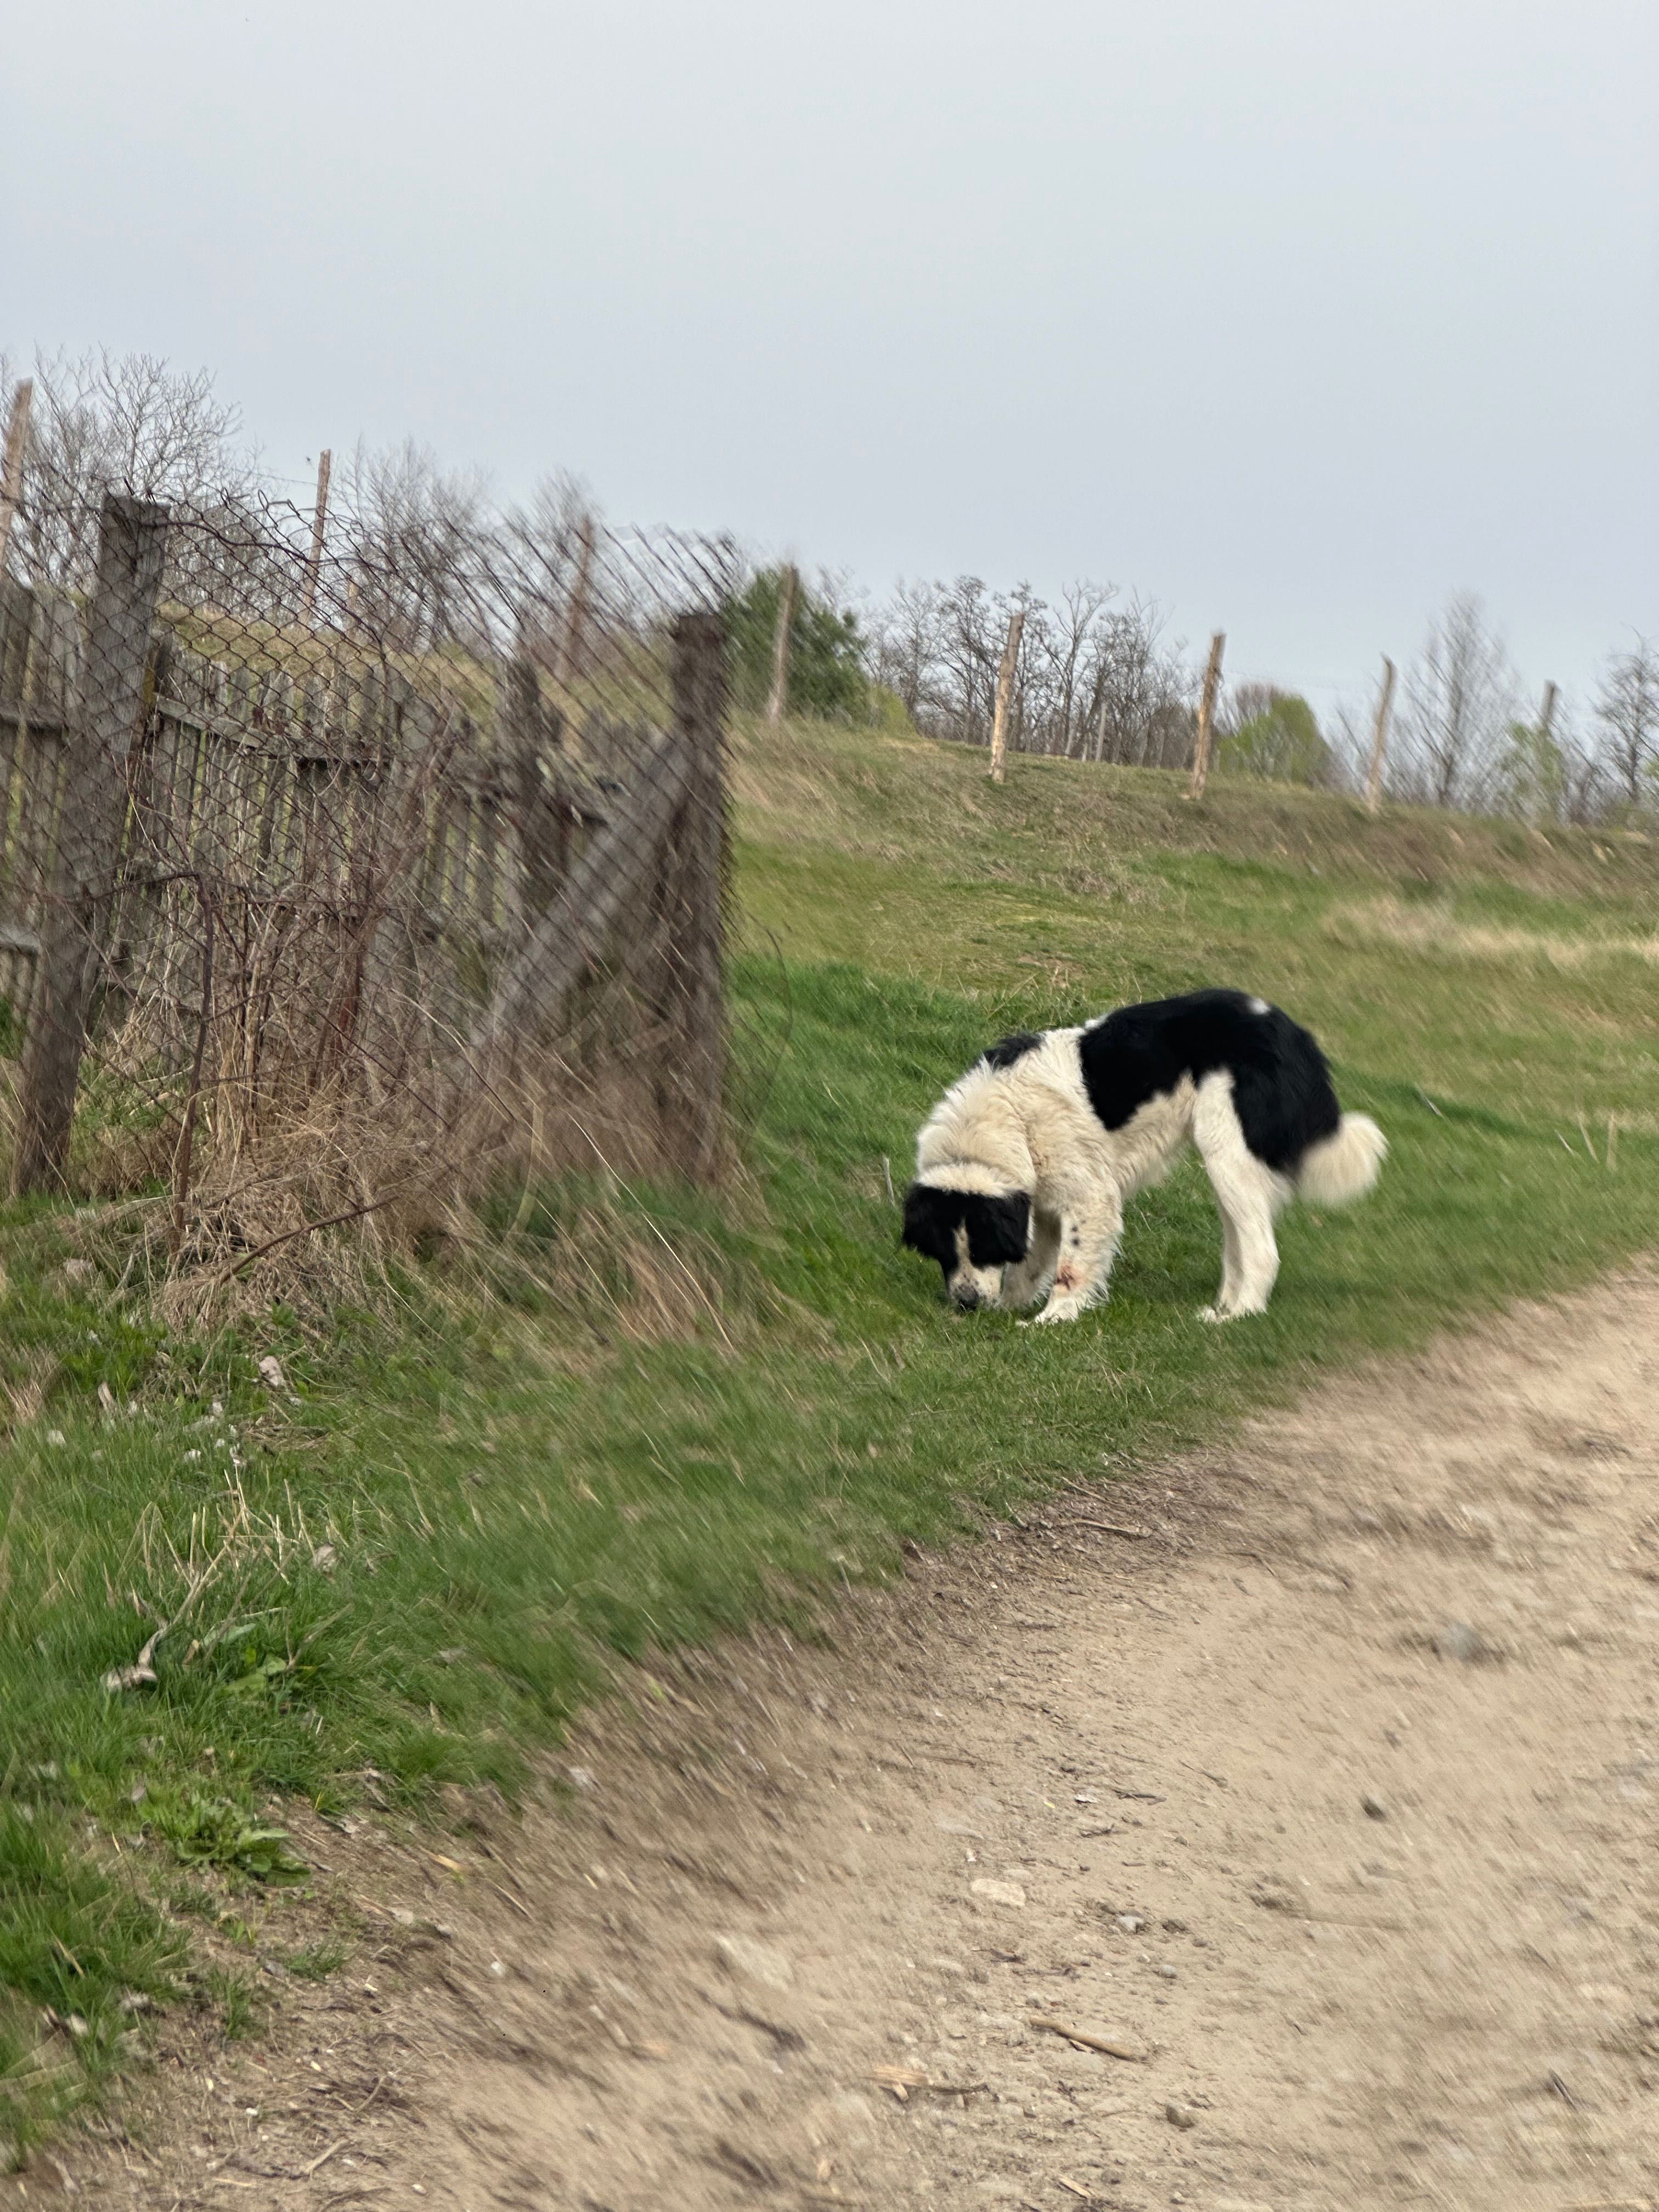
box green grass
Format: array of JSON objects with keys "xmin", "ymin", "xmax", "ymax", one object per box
[
  {"xmin": 283, "ymin": 1940, "xmax": 347, "ymax": 1983},
  {"xmin": 5, "ymin": 715, "xmax": 1659, "ymax": 2154},
  {"xmin": 0, "ymin": 1806, "xmax": 184, "ymax": 2158}
]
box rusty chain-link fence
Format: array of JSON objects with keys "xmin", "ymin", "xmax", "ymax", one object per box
[{"xmin": 0, "ymin": 483, "xmax": 737, "ymax": 1291}]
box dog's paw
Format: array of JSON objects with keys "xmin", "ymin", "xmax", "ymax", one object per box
[
  {"xmin": 1197, "ymin": 1302, "xmax": 1226, "ymax": 1324},
  {"xmin": 1029, "ymin": 1301, "xmax": 1082, "ymax": 1327}
]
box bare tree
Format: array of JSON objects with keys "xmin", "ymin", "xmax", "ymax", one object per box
[
  {"xmin": 1594, "ymin": 637, "xmax": 1659, "ymax": 810},
  {"xmin": 1088, "ymin": 598, "xmax": 1193, "ymax": 765},
  {"xmin": 870, "ymin": 578, "xmax": 945, "ymax": 722},
  {"xmin": 1560, "ymin": 710, "xmax": 1617, "ymax": 825},
  {"xmin": 502, "ymin": 471, "xmax": 600, "ymax": 663},
  {"xmin": 1400, "ymin": 595, "xmax": 1516, "ymax": 809},
  {"xmin": 1, "ymin": 348, "xmax": 259, "ymax": 594},
  {"xmin": 338, "ymin": 439, "xmax": 494, "ymax": 653},
  {"xmin": 1033, "ymin": 580, "xmax": 1115, "ymax": 757},
  {"xmin": 938, "ymin": 575, "xmax": 1010, "ymax": 746}
]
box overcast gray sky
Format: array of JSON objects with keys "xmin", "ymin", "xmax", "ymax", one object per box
[{"xmin": 8, "ymin": 0, "xmax": 1657, "ymax": 711}]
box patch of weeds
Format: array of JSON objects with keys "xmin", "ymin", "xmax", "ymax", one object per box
[
  {"xmin": 199, "ymin": 1965, "xmax": 263, "ymax": 2042},
  {"xmin": 163, "ymin": 1879, "xmax": 218, "ymax": 1921},
  {"xmin": 150, "ymin": 1793, "xmax": 309, "ymax": 1886},
  {"xmin": 283, "ymin": 1942, "xmax": 347, "ymax": 1983}
]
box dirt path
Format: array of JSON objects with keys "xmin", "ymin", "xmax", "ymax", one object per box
[{"xmin": 21, "ymin": 1273, "xmax": 1659, "ymax": 2211}]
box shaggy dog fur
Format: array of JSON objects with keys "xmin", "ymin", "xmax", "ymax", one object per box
[{"xmin": 901, "ymin": 989, "xmax": 1385, "ymax": 1324}]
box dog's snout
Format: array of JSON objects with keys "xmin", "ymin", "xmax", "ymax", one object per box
[{"xmin": 951, "ymin": 1283, "xmax": 983, "ymax": 1311}]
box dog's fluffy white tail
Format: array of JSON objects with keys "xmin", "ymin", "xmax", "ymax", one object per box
[{"xmin": 1296, "ymin": 1113, "xmax": 1386, "ymax": 1207}]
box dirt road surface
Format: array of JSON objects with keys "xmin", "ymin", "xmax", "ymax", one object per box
[{"xmin": 18, "ymin": 1273, "xmax": 1659, "ymax": 2210}]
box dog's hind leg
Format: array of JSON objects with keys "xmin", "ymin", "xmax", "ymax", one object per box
[
  {"xmin": 1200, "ymin": 1172, "xmax": 1279, "ymax": 1319},
  {"xmin": 998, "ymin": 1208, "xmax": 1061, "ymax": 1311},
  {"xmin": 1213, "ymin": 1198, "xmax": 1245, "ymax": 1314},
  {"xmin": 1194, "ymin": 1072, "xmax": 1290, "ymax": 1319},
  {"xmin": 1027, "ymin": 1188, "xmax": 1124, "ymax": 1325}
]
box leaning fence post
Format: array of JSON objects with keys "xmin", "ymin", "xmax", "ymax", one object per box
[
  {"xmin": 1364, "ymin": 656, "xmax": 1397, "ymax": 816},
  {"xmin": 988, "ymin": 606, "xmax": 1026, "ymax": 784},
  {"xmin": 663, "ymin": 609, "xmax": 729, "ymax": 1176},
  {"xmin": 504, "ymin": 652, "xmax": 567, "ymax": 921},
  {"xmin": 10, "ymin": 493, "xmax": 168, "ymax": 1195},
  {"xmin": 0, "ymin": 379, "xmax": 31, "ymax": 579},
  {"xmin": 1186, "ymin": 631, "xmax": 1226, "ymax": 800},
  {"xmin": 1537, "ymin": 679, "xmax": 1558, "ymax": 748},
  {"xmin": 557, "ymin": 513, "xmax": 596, "ymax": 690}
]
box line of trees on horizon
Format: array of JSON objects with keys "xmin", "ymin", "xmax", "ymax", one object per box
[
  {"xmin": 755, "ymin": 563, "xmax": 1659, "ymax": 831},
  {"xmin": 4, "ymin": 346, "xmax": 1655, "ymax": 831}
]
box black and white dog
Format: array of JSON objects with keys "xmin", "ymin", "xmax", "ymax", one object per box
[{"xmin": 901, "ymin": 989, "xmax": 1385, "ymax": 1325}]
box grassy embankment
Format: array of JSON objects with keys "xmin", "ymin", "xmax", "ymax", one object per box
[{"xmin": 3, "ymin": 712, "xmax": 1658, "ymax": 2152}]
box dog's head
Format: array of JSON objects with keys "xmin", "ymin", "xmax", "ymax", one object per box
[{"xmin": 901, "ymin": 1182, "xmax": 1031, "ymax": 1310}]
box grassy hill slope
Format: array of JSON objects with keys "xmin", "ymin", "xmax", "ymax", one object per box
[{"xmin": 3, "ymin": 713, "xmax": 1659, "ymax": 2150}]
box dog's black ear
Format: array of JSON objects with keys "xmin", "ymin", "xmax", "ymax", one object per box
[
  {"xmin": 973, "ymin": 1192, "xmax": 1031, "ymax": 1265},
  {"xmin": 901, "ymin": 1183, "xmax": 954, "ymax": 1263}
]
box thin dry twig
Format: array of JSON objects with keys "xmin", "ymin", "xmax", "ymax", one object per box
[
  {"xmin": 297, "ymin": 2138, "xmax": 348, "ymax": 2179},
  {"xmin": 868, "ymin": 2065, "xmax": 990, "ymax": 2101},
  {"xmin": 1027, "ymin": 2018, "xmax": 1145, "ymax": 2062}
]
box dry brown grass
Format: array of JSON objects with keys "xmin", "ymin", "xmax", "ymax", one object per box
[
  {"xmin": 4, "ymin": 997, "xmax": 738, "ymax": 1338},
  {"xmin": 1322, "ymin": 895, "xmax": 1659, "ymax": 970}
]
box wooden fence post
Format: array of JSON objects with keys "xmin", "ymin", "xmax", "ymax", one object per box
[
  {"xmin": 766, "ymin": 563, "xmax": 799, "ymax": 726},
  {"xmin": 988, "ymin": 606, "xmax": 1026, "ymax": 784},
  {"xmin": 0, "ymin": 379, "xmax": 32, "ymax": 579},
  {"xmin": 1535, "ymin": 679, "xmax": 1561, "ymax": 823},
  {"xmin": 302, "ymin": 448, "xmax": 331, "ymax": 623},
  {"xmin": 1537, "ymin": 679, "xmax": 1558, "ymax": 746},
  {"xmin": 558, "ymin": 514, "xmax": 596, "ymax": 690},
  {"xmin": 505, "ymin": 652, "xmax": 568, "ymax": 920},
  {"xmin": 10, "ymin": 494, "xmax": 169, "ymax": 1195},
  {"xmin": 661, "ymin": 610, "xmax": 729, "ymax": 1175},
  {"xmin": 1186, "ymin": 631, "xmax": 1226, "ymax": 800},
  {"xmin": 1364, "ymin": 656, "xmax": 1397, "ymax": 816}
]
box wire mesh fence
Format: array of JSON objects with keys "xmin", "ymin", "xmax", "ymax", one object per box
[{"xmin": 0, "ymin": 483, "xmax": 738, "ymax": 1294}]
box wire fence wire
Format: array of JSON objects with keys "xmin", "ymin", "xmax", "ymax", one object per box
[{"xmin": 0, "ymin": 484, "xmax": 739, "ymax": 1292}]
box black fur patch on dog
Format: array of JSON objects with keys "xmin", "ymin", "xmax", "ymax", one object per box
[
  {"xmin": 982, "ymin": 1031, "xmax": 1043, "ymax": 1071},
  {"xmin": 902, "ymin": 1184, "xmax": 1032, "ymax": 1270},
  {"xmin": 1080, "ymin": 989, "xmax": 1340, "ymax": 1171}
]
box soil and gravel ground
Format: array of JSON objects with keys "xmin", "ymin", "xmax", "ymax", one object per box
[{"xmin": 14, "ymin": 1270, "xmax": 1659, "ymax": 2211}]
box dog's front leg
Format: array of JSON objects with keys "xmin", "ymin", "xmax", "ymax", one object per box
[
  {"xmin": 1026, "ymin": 1189, "xmax": 1122, "ymax": 1325},
  {"xmin": 997, "ymin": 1208, "xmax": 1061, "ymax": 1310}
]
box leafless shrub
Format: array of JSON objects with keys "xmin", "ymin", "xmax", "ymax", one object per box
[
  {"xmin": 870, "ymin": 577, "xmax": 947, "ymax": 723},
  {"xmin": 1397, "ymin": 595, "xmax": 1518, "ymax": 811},
  {"xmin": 1086, "ymin": 601, "xmax": 1195, "ymax": 766},
  {"xmin": 1594, "ymin": 637, "xmax": 1659, "ymax": 812},
  {"xmin": 336, "ymin": 439, "xmax": 496, "ymax": 655}
]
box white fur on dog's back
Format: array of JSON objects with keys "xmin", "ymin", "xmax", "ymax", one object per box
[{"xmin": 1295, "ymin": 1113, "xmax": 1387, "ymax": 1207}]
